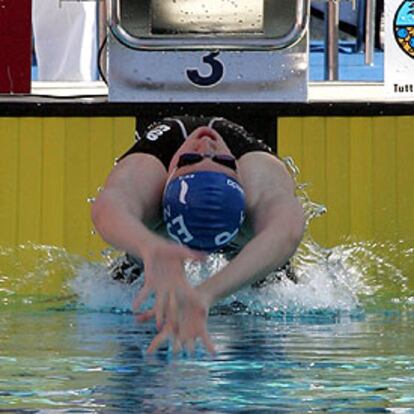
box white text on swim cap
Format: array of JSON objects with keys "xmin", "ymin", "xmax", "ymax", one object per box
[
  {"xmin": 166, "ymin": 214, "xmax": 194, "ymax": 244},
  {"xmin": 215, "ymin": 227, "xmax": 239, "ymax": 246},
  {"xmin": 179, "ymin": 180, "xmax": 189, "ymax": 205},
  {"xmin": 226, "ymin": 178, "xmax": 244, "ymax": 194}
]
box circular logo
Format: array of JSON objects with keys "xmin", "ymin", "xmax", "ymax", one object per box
[{"xmin": 394, "ymin": 1, "xmax": 414, "ymax": 59}]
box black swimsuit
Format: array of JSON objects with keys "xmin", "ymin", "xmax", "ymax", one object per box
[{"xmin": 120, "ymin": 116, "xmax": 274, "ymax": 169}]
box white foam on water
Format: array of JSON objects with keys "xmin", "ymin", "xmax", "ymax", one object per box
[
  {"xmin": 69, "ymin": 261, "xmax": 145, "ymax": 313},
  {"xmin": 69, "ymin": 239, "xmax": 376, "ymax": 316},
  {"xmin": 0, "ymin": 238, "xmax": 410, "ymax": 315},
  {"xmin": 206, "ymin": 242, "xmax": 369, "ymax": 315}
]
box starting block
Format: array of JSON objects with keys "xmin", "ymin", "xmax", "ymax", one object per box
[{"xmin": 108, "ymin": 0, "xmax": 310, "ymax": 102}]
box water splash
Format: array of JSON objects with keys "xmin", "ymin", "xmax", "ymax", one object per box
[
  {"xmin": 66, "ymin": 235, "xmax": 413, "ymax": 319},
  {"xmin": 1, "ymin": 159, "xmax": 412, "ymax": 315},
  {"xmin": 0, "ymin": 236, "xmax": 411, "ymax": 316},
  {"xmin": 0, "ymin": 243, "xmax": 80, "ymax": 310},
  {"xmin": 282, "ymin": 155, "xmax": 328, "ymax": 226},
  {"xmin": 70, "ymin": 260, "xmax": 144, "ymax": 313}
]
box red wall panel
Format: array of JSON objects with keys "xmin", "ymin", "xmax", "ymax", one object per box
[{"xmin": 0, "ymin": 0, "xmax": 32, "ymax": 93}]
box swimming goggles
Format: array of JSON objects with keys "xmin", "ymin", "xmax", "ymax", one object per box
[{"xmin": 177, "ymin": 153, "xmax": 237, "ymax": 171}]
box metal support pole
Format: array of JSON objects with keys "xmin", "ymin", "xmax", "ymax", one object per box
[
  {"xmin": 364, "ymin": 0, "xmax": 376, "ymax": 65},
  {"xmin": 97, "ymin": 0, "xmax": 108, "ymax": 80},
  {"xmin": 324, "ymin": 0, "xmax": 339, "ymax": 80},
  {"xmin": 356, "ymin": 0, "xmax": 365, "ymax": 52}
]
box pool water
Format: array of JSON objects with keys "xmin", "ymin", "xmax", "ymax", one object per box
[
  {"xmin": 1, "ymin": 308, "xmax": 413, "ymax": 413},
  {"xmin": 1, "ymin": 239, "xmax": 413, "ymax": 413}
]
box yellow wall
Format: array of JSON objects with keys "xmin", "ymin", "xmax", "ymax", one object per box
[
  {"xmin": 278, "ymin": 116, "xmax": 414, "ymax": 246},
  {"xmin": 1, "ymin": 115, "xmax": 413, "ymax": 253},
  {"xmin": 278, "ymin": 116, "xmax": 414, "ymax": 279},
  {"xmin": 0, "ymin": 117, "xmax": 135, "ymax": 259}
]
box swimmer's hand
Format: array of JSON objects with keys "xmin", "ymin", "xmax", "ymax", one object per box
[
  {"xmin": 137, "ymin": 280, "xmax": 215, "ymax": 355},
  {"xmin": 132, "ymin": 237, "xmax": 205, "ymax": 330}
]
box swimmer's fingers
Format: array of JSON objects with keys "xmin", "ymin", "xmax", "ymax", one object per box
[
  {"xmin": 132, "ymin": 284, "xmax": 151, "ymax": 311},
  {"xmin": 179, "ymin": 333, "xmax": 214, "ymax": 355},
  {"xmin": 155, "ymin": 290, "xmax": 172, "ymax": 331},
  {"xmin": 147, "ymin": 327, "xmax": 170, "ymax": 354},
  {"xmin": 168, "ymin": 291, "xmax": 180, "ymax": 335},
  {"xmin": 176, "ymin": 321, "xmax": 214, "ymax": 356},
  {"xmin": 135, "ymin": 308, "xmax": 155, "ymax": 323},
  {"xmin": 184, "ymin": 339, "xmax": 195, "ymax": 355},
  {"xmin": 173, "ymin": 337, "xmax": 182, "ymax": 354},
  {"xmin": 200, "ymin": 330, "xmax": 216, "ymax": 355}
]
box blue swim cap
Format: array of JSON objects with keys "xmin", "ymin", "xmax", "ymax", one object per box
[{"xmin": 163, "ymin": 171, "xmax": 246, "ymax": 252}]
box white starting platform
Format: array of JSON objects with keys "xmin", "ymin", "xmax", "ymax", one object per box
[{"xmin": 107, "ymin": 0, "xmax": 310, "ymax": 102}]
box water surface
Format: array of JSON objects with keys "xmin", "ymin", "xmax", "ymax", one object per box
[{"xmin": 0, "ymin": 240, "xmax": 413, "ymax": 413}]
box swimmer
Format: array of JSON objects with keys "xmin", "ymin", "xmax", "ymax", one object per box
[{"xmin": 92, "ymin": 116, "xmax": 305, "ymax": 354}]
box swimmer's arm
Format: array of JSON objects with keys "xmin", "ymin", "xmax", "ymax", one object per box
[
  {"xmin": 91, "ymin": 153, "xmax": 167, "ymax": 258},
  {"xmin": 93, "ymin": 153, "xmax": 204, "ymax": 332},
  {"xmin": 197, "ymin": 152, "xmax": 305, "ymax": 305}
]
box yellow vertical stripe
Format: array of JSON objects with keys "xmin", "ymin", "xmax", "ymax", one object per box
[
  {"xmin": 372, "ymin": 117, "xmax": 398, "ymax": 242},
  {"xmin": 64, "ymin": 118, "xmax": 91, "ymax": 255},
  {"xmin": 278, "ymin": 117, "xmax": 303, "ymax": 168},
  {"xmin": 114, "ymin": 117, "xmax": 136, "ymax": 156},
  {"xmin": 41, "ymin": 118, "xmax": 66, "ymax": 247},
  {"xmin": 302, "ymin": 118, "xmax": 327, "ymax": 245},
  {"xmin": 17, "ymin": 118, "xmax": 43, "ymax": 246},
  {"xmin": 0, "ymin": 118, "xmax": 19, "ymax": 246},
  {"xmin": 349, "ymin": 118, "xmax": 374, "ymax": 240},
  {"xmin": 40, "ymin": 118, "xmax": 69, "ymax": 295},
  {"xmin": 89, "ymin": 118, "xmax": 114, "ymax": 195},
  {"xmin": 326, "ymin": 117, "xmax": 350, "ymax": 246},
  {"xmin": 88, "ymin": 118, "xmax": 116, "ymax": 257}
]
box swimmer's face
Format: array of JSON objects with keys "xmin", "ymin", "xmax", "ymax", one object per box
[{"xmin": 168, "ymin": 126, "xmax": 239, "ymax": 180}]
